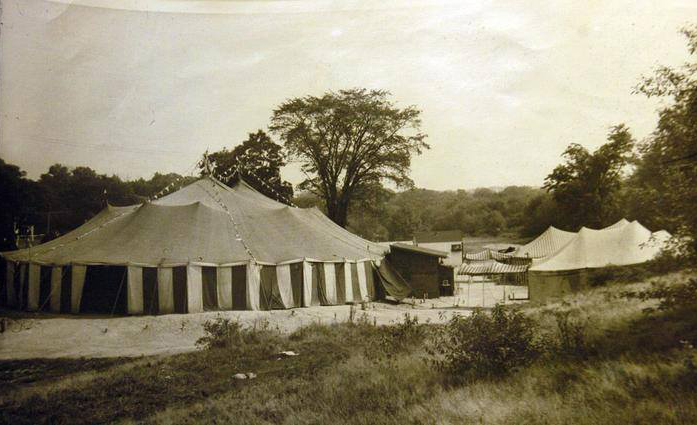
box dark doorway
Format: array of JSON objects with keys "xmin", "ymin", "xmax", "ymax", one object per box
[
  {"xmin": 39, "ymin": 266, "xmax": 52, "ymax": 312},
  {"xmin": 315, "ymin": 264, "xmax": 330, "ymax": 306},
  {"xmin": 260, "ymin": 265, "xmax": 284, "ymax": 310},
  {"xmin": 231, "ymin": 265, "xmax": 246, "ymax": 310},
  {"xmin": 143, "ymin": 267, "xmax": 159, "ymax": 315},
  {"xmin": 0, "ymin": 259, "xmax": 6, "ymax": 307},
  {"xmin": 350, "ymin": 263, "xmax": 361, "ymax": 303},
  {"xmin": 289, "ymin": 263, "xmax": 304, "ymax": 307},
  {"xmin": 202, "ymin": 267, "xmax": 218, "ymax": 311},
  {"xmin": 80, "ymin": 266, "xmax": 127, "ymax": 315},
  {"xmin": 19, "ymin": 264, "xmax": 29, "ymax": 311},
  {"xmin": 60, "ymin": 267, "xmax": 72, "ymax": 313},
  {"xmin": 334, "ymin": 263, "xmax": 346, "ymax": 304},
  {"xmin": 172, "ymin": 266, "xmax": 188, "ymax": 314}
]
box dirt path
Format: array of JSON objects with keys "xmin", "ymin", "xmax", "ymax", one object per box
[{"xmin": 0, "ymin": 284, "xmax": 527, "ymax": 359}]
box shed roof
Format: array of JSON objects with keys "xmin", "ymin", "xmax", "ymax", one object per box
[{"xmin": 390, "ymin": 243, "xmax": 449, "ymax": 258}]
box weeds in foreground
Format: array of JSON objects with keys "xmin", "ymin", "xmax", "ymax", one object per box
[
  {"xmin": 374, "ymin": 313, "xmax": 428, "ymax": 361},
  {"xmin": 426, "ymin": 305, "xmax": 542, "ymax": 382},
  {"xmin": 552, "ymin": 310, "xmax": 593, "ymax": 359}
]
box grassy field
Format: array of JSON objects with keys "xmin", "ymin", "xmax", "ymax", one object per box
[{"xmin": 2, "ymin": 271, "xmax": 697, "ymax": 425}]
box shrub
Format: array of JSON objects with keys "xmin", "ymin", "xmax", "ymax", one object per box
[
  {"xmin": 589, "ymin": 264, "xmax": 650, "ymax": 287},
  {"xmin": 427, "ymin": 305, "xmax": 542, "ymax": 382},
  {"xmin": 628, "ymin": 278, "xmax": 697, "ymax": 314},
  {"xmin": 646, "ymin": 251, "xmax": 688, "ymax": 275},
  {"xmin": 374, "ymin": 313, "xmax": 428, "ymax": 360},
  {"xmin": 195, "ymin": 316, "xmax": 281, "ymax": 356},
  {"xmin": 196, "ymin": 317, "xmax": 245, "ymax": 350}
]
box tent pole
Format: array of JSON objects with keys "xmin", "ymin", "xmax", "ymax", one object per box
[{"xmin": 466, "ymin": 278, "xmax": 470, "ymax": 308}]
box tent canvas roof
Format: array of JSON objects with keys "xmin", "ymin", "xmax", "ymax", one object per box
[
  {"xmin": 514, "ymin": 226, "xmax": 577, "ymax": 259},
  {"xmin": 464, "ymin": 249, "xmax": 513, "ymax": 261},
  {"xmin": 458, "ymin": 260, "xmax": 529, "ymax": 275},
  {"xmin": 514, "ymin": 219, "xmax": 634, "ymax": 261},
  {"xmin": 2, "ymin": 177, "xmax": 387, "ymax": 267},
  {"xmin": 529, "ymin": 221, "xmax": 670, "ymax": 272}
]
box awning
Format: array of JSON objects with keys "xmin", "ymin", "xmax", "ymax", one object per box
[
  {"xmin": 458, "ymin": 260, "xmax": 529, "ymax": 275},
  {"xmin": 375, "ymin": 258, "xmax": 413, "ymax": 300}
]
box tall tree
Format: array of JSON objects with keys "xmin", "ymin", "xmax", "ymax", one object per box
[
  {"xmin": 204, "ymin": 130, "xmax": 294, "ymax": 205},
  {"xmin": 633, "ymin": 25, "xmax": 697, "ymax": 258},
  {"xmin": 270, "ymin": 88, "xmax": 428, "ymax": 227},
  {"xmin": 543, "ymin": 124, "xmax": 635, "ymax": 230}
]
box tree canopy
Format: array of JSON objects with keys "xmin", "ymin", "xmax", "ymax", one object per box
[
  {"xmin": 630, "ymin": 25, "xmax": 697, "ymax": 258},
  {"xmin": 203, "ymin": 130, "xmax": 294, "ymax": 205},
  {"xmin": 542, "ymin": 124, "xmax": 635, "ymax": 230},
  {"xmin": 270, "ymin": 88, "xmax": 428, "ymax": 227}
]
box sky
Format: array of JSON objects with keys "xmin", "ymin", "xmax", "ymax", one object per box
[{"xmin": 1, "ymin": 0, "xmax": 696, "ymax": 190}]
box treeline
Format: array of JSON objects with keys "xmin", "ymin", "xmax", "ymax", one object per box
[
  {"xmin": 296, "ymin": 186, "xmax": 545, "ymax": 242},
  {"xmin": 0, "ymin": 159, "xmax": 195, "ymax": 250}
]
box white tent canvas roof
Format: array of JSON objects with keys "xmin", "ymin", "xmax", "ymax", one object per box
[
  {"xmin": 515, "ymin": 218, "xmax": 635, "ymax": 261},
  {"xmin": 514, "ymin": 226, "xmax": 577, "ymax": 259},
  {"xmin": 529, "ymin": 221, "xmax": 670, "ymax": 272}
]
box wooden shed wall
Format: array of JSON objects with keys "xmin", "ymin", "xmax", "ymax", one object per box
[{"xmin": 386, "ymin": 250, "xmax": 441, "ymax": 299}]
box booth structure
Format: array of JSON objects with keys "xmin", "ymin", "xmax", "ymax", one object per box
[
  {"xmin": 1, "ymin": 176, "xmax": 387, "ymax": 314},
  {"xmin": 385, "ymin": 243, "xmax": 453, "ymax": 299}
]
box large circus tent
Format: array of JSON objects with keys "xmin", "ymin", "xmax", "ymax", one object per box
[{"xmin": 0, "ymin": 176, "xmax": 391, "ymax": 315}]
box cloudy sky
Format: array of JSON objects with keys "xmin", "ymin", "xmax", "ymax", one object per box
[{"xmin": 1, "ymin": 0, "xmax": 695, "ymax": 190}]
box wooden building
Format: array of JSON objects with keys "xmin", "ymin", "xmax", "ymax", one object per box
[{"xmin": 387, "ymin": 243, "xmax": 454, "ymax": 299}]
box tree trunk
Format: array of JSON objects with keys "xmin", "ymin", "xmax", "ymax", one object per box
[{"xmin": 326, "ymin": 197, "xmax": 349, "ymax": 228}]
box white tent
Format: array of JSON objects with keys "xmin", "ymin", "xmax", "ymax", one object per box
[
  {"xmin": 527, "ymin": 220, "xmax": 671, "ymax": 301},
  {"xmin": 529, "ymin": 221, "xmax": 669, "ymax": 272}
]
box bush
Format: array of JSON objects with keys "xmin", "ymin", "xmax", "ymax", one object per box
[
  {"xmin": 196, "ymin": 317, "xmax": 245, "ymax": 350},
  {"xmin": 589, "ymin": 264, "xmax": 650, "ymax": 287},
  {"xmin": 374, "ymin": 313, "xmax": 428, "ymax": 360},
  {"xmin": 646, "ymin": 251, "xmax": 688, "ymax": 274},
  {"xmin": 629, "ymin": 278, "xmax": 697, "ymax": 314},
  {"xmin": 196, "ymin": 316, "xmax": 281, "ymax": 357},
  {"xmin": 427, "ymin": 305, "xmax": 542, "ymax": 382}
]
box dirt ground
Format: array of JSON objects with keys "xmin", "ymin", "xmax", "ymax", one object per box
[{"xmin": 0, "ymin": 282, "xmax": 527, "ymax": 360}]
